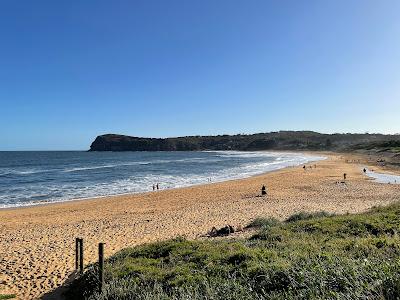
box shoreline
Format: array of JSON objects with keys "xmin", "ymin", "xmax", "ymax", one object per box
[
  {"xmin": 0, "ymin": 151, "xmax": 326, "ymax": 211},
  {"xmin": 1, "ymin": 151, "xmax": 400, "ymax": 299}
]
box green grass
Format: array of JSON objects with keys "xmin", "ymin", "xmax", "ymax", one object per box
[
  {"xmin": 66, "ymin": 202, "xmax": 400, "ymax": 299},
  {"xmin": 0, "ymin": 295, "xmax": 16, "ymax": 300},
  {"xmin": 284, "ymin": 211, "xmax": 334, "ymax": 222},
  {"xmin": 245, "ymin": 217, "xmax": 279, "ymax": 229}
]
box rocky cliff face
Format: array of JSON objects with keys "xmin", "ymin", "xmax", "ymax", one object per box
[{"xmin": 89, "ymin": 131, "xmax": 400, "ymax": 152}]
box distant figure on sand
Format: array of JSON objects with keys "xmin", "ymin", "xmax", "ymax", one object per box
[
  {"xmin": 363, "ymin": 168, "xmax": 366, "ymax": 173},
  {"xmin": 303, "ymin": 165, "xmax": 306, "ymax": 170},
  {"xmin": 261, "ymin": 185, "xmax": 267, "ymax": 196},
  {"xmin": 156, "ymin": 183, "xmax": 159, "ymax": 190},
  {"xmin": 152, "ymin": 184, "xmax": 155, "ymax": 191},
  {"xmin": 343, "ymin": 173, "xmax": 347, "ymax": 180}
]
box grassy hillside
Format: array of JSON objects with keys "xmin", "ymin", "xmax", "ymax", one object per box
[
  {"xmin": 66, "ymin": 203, "xmax": 400, "ymax": 299},
  {"xmin": 352, "ymin": 140, "xmax": 400, "ymax": 155}
]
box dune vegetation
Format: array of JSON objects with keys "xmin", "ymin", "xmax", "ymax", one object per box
[
  {"xmin": 0, "ymin": 295, "xmax": 15, "ymax": 300},
  {"xmin": 66, "ymin": 203, "xmax": 400, "ymax": 299}
]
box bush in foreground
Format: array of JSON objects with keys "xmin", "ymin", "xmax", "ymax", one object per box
[
  {"xmin": 0, "ymin": 295, "xmax": 16, "ymax": 300},
  {"xmin": 66, "ymin": 203, "xmax": 400, "ymax": 299},
  {"xmin": 285, "ymin": 211, "xmax": 334, "ymax": 223}
]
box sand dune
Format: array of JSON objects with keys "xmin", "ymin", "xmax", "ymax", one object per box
[{"xmin": 0, "ymin": 153, "xmax": 399, "ymax": 299}]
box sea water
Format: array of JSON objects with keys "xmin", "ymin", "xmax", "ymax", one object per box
[
  {"xmin": 364, "ymin": 168, "xmax": 400, "ymax": 184},
  {"xmin": 0, "ymin": 151, "xmax": 325, "ymax": 208}
]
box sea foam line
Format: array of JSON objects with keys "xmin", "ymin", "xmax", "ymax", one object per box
[{"xmin": 0, "ymin": 152, "xmax": 326, "ymax": 209}]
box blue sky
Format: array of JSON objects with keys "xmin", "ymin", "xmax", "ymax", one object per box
[{"xmin": 1, "ymin": 1, "xmax": 399, "ymax": 150}]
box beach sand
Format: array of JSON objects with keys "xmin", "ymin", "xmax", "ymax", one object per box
[{"xmin": 1, "ymin": 152, "xmax": 399, "ymax": 299}]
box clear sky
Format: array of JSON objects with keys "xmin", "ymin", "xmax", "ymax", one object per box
[{"xmin": 1, "ymin": 1, "xmax": 399, "ymax": 150}]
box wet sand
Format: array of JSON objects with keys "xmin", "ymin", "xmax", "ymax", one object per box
[{"xmin": 0, "ymin": 152, "xmax": 399, "ymax": 299}]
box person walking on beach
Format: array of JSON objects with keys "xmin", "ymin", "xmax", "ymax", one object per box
[
  {"xmin": 152, "ymin": 184, "xmax": 155, "ymax": 191},
  {"xmin": 156, "ymin": 183, "xmax": 159, "ymax": 190},
  {"xmin": 343, "ymin": 173, "xmax": 347, "ymax": 180},
  {"xmin": 363, "ymin": 168, "xmax": 367, "ymax": 173},
  {"xmin": 261, "ymin": 185, "xmax": 267, "ymax": 196},
  {"xmin": 303, "ymin": 165, "xmax": 306, "ymax": 170}
]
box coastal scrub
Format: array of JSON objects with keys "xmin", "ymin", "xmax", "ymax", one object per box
[{"xmin": 66, "ymin": 202, "xmax": 400, "ymax": 299}]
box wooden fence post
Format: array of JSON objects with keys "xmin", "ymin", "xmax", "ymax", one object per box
[
  {"xmin": 98, "ymin": 243, "xmax": 105, "ymax": 292},
  {"xmin": 75, "ymin": 238, "xmax": 79, "ymax": 270},
  {"xmin": 79, "ymin": 238, "xmax": 84, "ymax": 274}
]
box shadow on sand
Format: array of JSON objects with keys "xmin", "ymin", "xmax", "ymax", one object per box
[{"xmin": 41, "ymin": 272, "xmax": 78, "ymax": 300}]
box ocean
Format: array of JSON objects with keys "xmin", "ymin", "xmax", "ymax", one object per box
[{"xmin": 0, "ymin": 151, "xmax": 324, "ymax": 208}]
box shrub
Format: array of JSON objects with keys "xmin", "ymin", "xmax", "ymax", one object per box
[
  {"xmin": 246, "ymin": 217, "xmax": 279, "ymax": 229},
  {"xmin": 285, "ymin": 211, "xmax": 334, "ymax": 223},
  {"xmin": 0, "ymin": 295, "xmax": 16, "ymax": 300}
]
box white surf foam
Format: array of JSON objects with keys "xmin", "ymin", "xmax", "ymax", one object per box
[{"xmin": 0, "ymin": 152, "xmax": 325, "ymax": 208}]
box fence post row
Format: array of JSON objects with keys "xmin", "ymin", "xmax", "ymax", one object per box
[{"xmin": 75, "ymin": 238, "xmax": 105, "ymax": 292}]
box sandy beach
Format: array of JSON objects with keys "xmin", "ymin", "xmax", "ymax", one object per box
[{"xmin": 1, "ymin": 152, "xmax": 399, "ymax": 299}]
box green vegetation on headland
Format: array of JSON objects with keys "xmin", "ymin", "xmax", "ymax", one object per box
[
  {"xmin": 66, "ymin": 202, "xmax": 400, "ymax": 299},
  {"xmin": 89, "ymin": 131, "xmax": 400, "ymax": 152},
  {"xmin": 351, "ymin": 140, "xmax": 400, "ymax": 154}
]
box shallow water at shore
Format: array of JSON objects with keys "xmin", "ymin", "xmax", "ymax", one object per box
[
  {"xmin": 364, "ymin": 168, "xmax": 400, "ymax": 184},
  {"xmin": 0, "ymin": 151, "xmax": 324, "ymax": 208}
]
